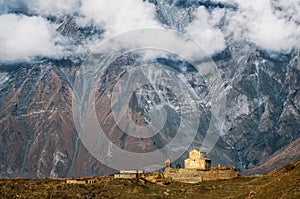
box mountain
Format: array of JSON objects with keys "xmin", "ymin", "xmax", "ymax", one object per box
[
  {"xmin": 0, "ymin": 0, "xmax": 300, "ymax": 178},
  {"xmin": 243, "ymin": 137, "xmax": 300, "ymax": 175}
]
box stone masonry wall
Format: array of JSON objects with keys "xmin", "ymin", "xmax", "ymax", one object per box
[{"xmin": 164, "ymin": 168, "xmax": 239, "ymax": 183}]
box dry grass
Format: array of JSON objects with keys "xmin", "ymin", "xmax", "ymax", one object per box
[{"xmin": 0, "ymin": 160, "xmax": 299, "ymax": 199}]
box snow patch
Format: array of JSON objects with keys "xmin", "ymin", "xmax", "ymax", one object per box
[{"xmin": 0, "ymin": 72, "xmax": 9, "ymax": 86}]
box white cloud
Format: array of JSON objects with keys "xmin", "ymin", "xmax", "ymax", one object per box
[
  {"xmin": 272, "ymin": 0, "xmax": 300, "ymax": 24},
  {"xmin": 2, "ymin": 0, "xmax": 300, "ymax": 63},
  {"xmin": 0, "ymin": 14, "xmax": 68, "ymax": 62},
  {"xmin": 77, "ymin": 0, "xmax": 161, "ymax": 38},
  {"xmin": 79, "ymin": 1, "xmax": 226, "ymax": 59},
  {"xmin": 224, "ymin": 0, "xmax": 300, "ymax": 52},
  {"xmin": 185, "ymin": 7, "xmax": 226, "ymax": 56},
  {"xmin": 0, "ymin": 0, "xmax": 163, "ymax": 62}
]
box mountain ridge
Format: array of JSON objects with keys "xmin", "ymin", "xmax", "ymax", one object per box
[{"xmin": 0, "ymin": 1, "xmax": 300, "ymax": 178}]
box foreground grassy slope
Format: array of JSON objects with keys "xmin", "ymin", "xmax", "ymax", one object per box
[{"xmin": 0, "ymin": 160, "xmax": 299, "ymax": 199}]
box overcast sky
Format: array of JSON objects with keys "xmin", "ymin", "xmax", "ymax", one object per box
[{"xmin": 0, "ymin": 0, "xmax": 300, "ymax": 62}]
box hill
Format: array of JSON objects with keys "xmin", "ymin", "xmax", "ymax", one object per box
[{"xmin": 0, "ymin": 160, "xmax": 299, "ymax": 198}]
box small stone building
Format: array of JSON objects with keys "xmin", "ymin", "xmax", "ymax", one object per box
[
  {"xmin": 184, "ymin": 149, "xmax": 211, "ymax": 170},
  {"xmin": 66, "ymin": 178, "xmax": 97, "ymax": 184},
  {"xmin": 114, "ymin": 170, "xmax": 144, "ymax": 179}
]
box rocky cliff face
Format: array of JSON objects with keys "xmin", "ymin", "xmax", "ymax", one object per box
[
  {"xmin": 214, "ymin": 47, "xmax": 300, "ymax": 171},
  {"xmin": 0, "ymin": 1, "xmax": 299, "ymax": 177}
]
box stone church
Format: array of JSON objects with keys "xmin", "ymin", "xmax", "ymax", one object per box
[{"xmin": 184, "ymin": 149, "xmax": 212, "ymax": 170}]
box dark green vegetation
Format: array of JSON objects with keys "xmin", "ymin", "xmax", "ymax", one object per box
[{"xmin": 0, "ymin": 160, "xmax": 299, "ymax": 199}]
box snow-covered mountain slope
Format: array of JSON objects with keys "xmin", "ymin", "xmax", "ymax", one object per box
[{"xmin": 0, "ymin": 0, "xmax": 299, "ymax": 177}]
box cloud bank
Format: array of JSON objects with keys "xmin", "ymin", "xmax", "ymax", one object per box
[
  {"xmin": 1, "ymin": 0, "xmax": 300, "ymax": 62},
  {"xmin": 0, "ymin": 14, "xmax": 68, "ymax": 62},
  {"xmin": 0, "ymin": 0, "xmax": 162, "ymax": 62},
  {"xmin": 77, "ymin": 0, "xmax": 161, "ymax": 38},
  {"xmin": 224, "ymin": 0, "xmax": 300, "ymax": 52}
]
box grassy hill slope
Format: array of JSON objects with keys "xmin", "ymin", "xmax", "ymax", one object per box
[{"xmin": 0, "ymin": 160, "xmax": 299, "ymax": 198}]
